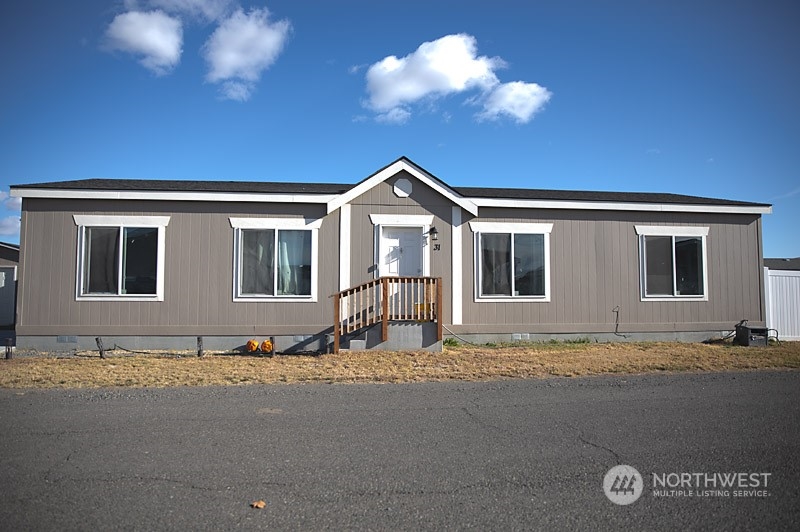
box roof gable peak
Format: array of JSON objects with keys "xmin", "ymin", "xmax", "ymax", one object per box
[{"xmin": 326, "ymin": 157, "xmax": 479, "ymax": 216}]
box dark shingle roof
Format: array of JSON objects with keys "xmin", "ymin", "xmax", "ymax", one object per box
[
  {"xmin": 453, "ymin": 186, "xmax": 769, "ymax": 207},
  {"xmin": 12, "ymin": 176, "xmax": 770, "ymax": 208},
  {"xmin": 764, "ymin": 257, "xmax": 800, "ymax": 270},
  {"xmin": 12, "ymin": 179, "xmax": 351, "ymax": 195}
]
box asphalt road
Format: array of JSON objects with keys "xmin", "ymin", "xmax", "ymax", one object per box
[{"xmin": 1, "ymin": 371, "xmax": 798, "ymax": 530}]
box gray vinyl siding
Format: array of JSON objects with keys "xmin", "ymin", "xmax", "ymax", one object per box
[
  {"xmin": 457, "ymin": 208, "xmax": 765, "ymax": 333},
  {"xmin": 17, "ymin": 198, "xmax": 339, "ymax": 336}
]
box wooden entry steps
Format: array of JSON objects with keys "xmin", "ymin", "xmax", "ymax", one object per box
[{"xmin": 331, "ymin": 276, "xmax": 443, "ymax": 353}]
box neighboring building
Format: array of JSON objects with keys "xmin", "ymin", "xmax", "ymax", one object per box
[
  {"xmin": 764, "ymin": 258, "xmax": 800, "ymax": 341},
  {"xmin": 0, "ymin": 241, "xmax": 19, "ymax": 328},
  {"xmin": 10, "ymin": 157, "xmax": 771, "ymax": 351}
]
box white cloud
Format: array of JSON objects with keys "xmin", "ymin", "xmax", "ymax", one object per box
[
  {"xmin": 0, "ymin": 216, "xmax": 20, "ymax": 237},
  {"xmin": 365, "ymin": 34, "xmax": 501, "ymax": 118},
  {"xmin": 375, "ymin": 108, "xmax": 412, "ymax": 125},
  {"xmin": 3, "ymin": 196, "xmax": 21, "ymax": 211},
  {"xmin": 105, "ymin": 10, "xmax": 183, "ymax": 75},
  {"xmin": 363, "ymin": 33, "xmax": 550, "ymax": 124},
  {"xmin": 219, "ymin": 81, "xmax": 252, "ymax": 101},
  {"xmin": 0, "ymin": 191, "xmax": 22, "ymax": 238},
  {"xmin": 202, "ymin": 8, "xmax": 290, "ymax": 101},
  {"xmin": 148, "ymin": 0, "xmax": 234, "ymax": 21},
  {"xmin": 476, "ymin": 81, "xmax": 552, "ymax": 124},
  {"xmin": 769, "ymin": 186, "xmax": 800, "ymax": 202}
]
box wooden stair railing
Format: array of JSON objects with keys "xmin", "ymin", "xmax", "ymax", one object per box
[{"xmin": 331, "ymin": 277, "xmax": 442, "ymax": 353}]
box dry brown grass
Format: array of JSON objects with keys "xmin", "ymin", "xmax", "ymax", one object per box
[{"xmin": 1, "ymin": 341, "xmax": 799, "ymax": 389}]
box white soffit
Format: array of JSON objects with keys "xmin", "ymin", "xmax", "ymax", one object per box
[{"xmin": 326, "ymin": 160, "xmax": 479, "ymax": 216}]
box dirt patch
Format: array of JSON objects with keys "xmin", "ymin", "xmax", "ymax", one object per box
[{"xmin": 1, "ymin": 341, "xmax": 798, "ymax": 389}]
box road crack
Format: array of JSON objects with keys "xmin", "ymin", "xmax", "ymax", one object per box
[{"xmin": 565, "ymin": 422, "xmax": 622, "ymax": 464}]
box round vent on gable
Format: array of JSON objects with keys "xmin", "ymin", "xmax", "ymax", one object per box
[{"xmin": 393, "ymin": 178, "xmax": 412, "ymax": 198}]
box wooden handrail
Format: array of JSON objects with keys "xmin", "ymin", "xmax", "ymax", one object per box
[{"xmin": 331, "ymin": 277, "xmax": 442, "ymax": 353}]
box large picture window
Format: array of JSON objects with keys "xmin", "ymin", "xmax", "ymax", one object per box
[
  {"xmin": 74, "ymin": 215, "xmax": 169, "ymax": 301},
  {"xmin": 636, "ymin": 225, "xmax": 708, "ymax": 300},
  {"xmin": 230, "ymin": 217, "xmax": 321, "ymax": 302},
  {"xmin": 238, "ymin": 229, "xmax": 312, "ymax": 297},
  {"xmin": 470, "ymin": 222, "xmax": 552, "ymax": 301}
]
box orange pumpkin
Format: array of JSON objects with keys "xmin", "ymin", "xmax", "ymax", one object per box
[
  {"xmin": 245, "ymin": 339, "xmax": 259, "ymax": 352},
  {"xmin": 260, "ymin": 340, "xmax": 273, "ymax": 353}
]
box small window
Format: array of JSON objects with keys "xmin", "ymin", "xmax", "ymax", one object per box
[
  {"xmin": 636, "ymin": 226, "xmax": 708, "ymax": 300},
  {"xmin": 470, "ymin": 222, "xmax": 552, "ymax": 301},
  {"xmin": 74, "ymin": 215, "xmax": 169, "ymax": 301}
]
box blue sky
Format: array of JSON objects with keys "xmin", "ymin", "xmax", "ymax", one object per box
[{"xmin": 1, "ymin": 0, "xmax": 798, "ymax": 257}]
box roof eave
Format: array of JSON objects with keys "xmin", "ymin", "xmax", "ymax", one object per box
[
  {"xmin": 10, "ymin": 188, "xmax": 337, "ymax": 204},
  {"xmin": 469, "ymin": 197, "xmax": 772, "ymax": 215}
]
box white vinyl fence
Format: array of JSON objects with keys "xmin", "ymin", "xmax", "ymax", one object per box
[{"xmin": 764, "ymin": 267, "xmax": 800, "ymax": 340}]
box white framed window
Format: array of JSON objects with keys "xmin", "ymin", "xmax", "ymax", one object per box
[
  {"xmin": 635, "ymin": 225, "xmax": 709, "ymax": 301},
  {"xmin": 469, "ymin": 222, "xmax": 553, "ymax": 302},
  {"xmin": 74, "ymin": 215, "xmax": 170, "ymax": 301},
  {"xmin": 230, "ymin": 217, "xmax": 322, "ymax": 302}
]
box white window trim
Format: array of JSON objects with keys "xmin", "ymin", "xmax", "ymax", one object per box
[
  {"xmin": 230, "ymin": 217, "xmax": 320, "ymax": 302},
  {"xmin": 636, "ymin": 225, "xmax": 709, "ymax": 302},
  {"xmin": 469, "ymin": 222, "xmax": 553, "ymax": 235},
  {"xmin": 470, "ymin": 222, "xmax": 553, "ymax": 303},
  {"xmin": 634, "ymin": 225, "xmax": 709, "ymax": 237},
  {"xmin": 370, "ymin": 215, "xmax": 434, "ymax": 279},
  {"xmin": 229, "ymin": 217, "xmax": 323, "ymax": 230},
  {"xmin": 369, "ymin": 214, "xmax": 433, "ymax": 227},
  {"xmin": 73, "ymin": 215, "xmax": 170, "ymax": 302}
]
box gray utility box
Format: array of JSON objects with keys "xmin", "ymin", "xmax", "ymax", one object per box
[{"xmin": 734, "ymin": 324, "xmax": 768, "ymax": 347}]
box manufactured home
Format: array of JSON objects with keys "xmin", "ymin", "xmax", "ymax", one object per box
[
  {"xmin": 10, "ymin": 157, "xmax": 771, "ymax": 352},
  {"xmin": 0, "ymin": 241, "xmax": 19, "ymax": 329}
]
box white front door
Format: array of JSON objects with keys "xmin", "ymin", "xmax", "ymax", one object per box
[{"xmin": 380, "ymin": 226, "xmax": 423, "ymax": 277}]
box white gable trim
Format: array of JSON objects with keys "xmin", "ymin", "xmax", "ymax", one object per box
[{"xmin": 327, "ymin": 160, "xmax": 479, "ymax": 216}]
